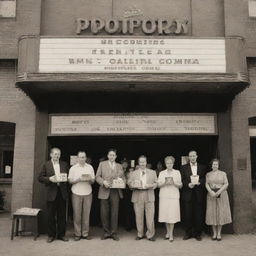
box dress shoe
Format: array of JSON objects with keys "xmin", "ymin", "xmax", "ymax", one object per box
[
  {"xmin": 212, "ymin": 236, "xmax": 217, "ymax": 241},
  {"xmin": 82, "ymin": 235, "xmax": 92, "ymax": 240},
  {"xmin": 58, "ymin": 236, "xmax": 69, "ymax": 242},
  {"xmin": 74, "ymin": 236, "xmax": 81, "ymax": 241},
  {"xmin": 183, "ymin": 234, "xmax": 193, "ymax": 240},
  {"xmin": 135, "ymin": 236, "xmax": 145, "ymax": 240},
  {"xmin": 47, "ymin": 237, "xmax": 54, "ymax": 243},
  {"xmin": 169, "ymin": 238, "xmax": 174, "ymax": 243},
  {"xmin": 111, "ymin": 234, "xmax": 120, "ymax": 241},
  {"xmin": 148, "ymin": 237, "xmax": 156, "ymax": 242},
  {"xmin": 195, "ymin": 235, "xmax": 202, "ymax": 241},
  {"xmin": 101, "ymin": 233, "xmax": 110, "ymax": 240},
  {"xmin": 217, "ymin": 237, "xmax": 222, "ymax": 241}
]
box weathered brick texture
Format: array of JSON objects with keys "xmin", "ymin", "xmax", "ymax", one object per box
[{"xmin": 0, "ymin": 60, "xmax": 36, "ymax": 212}]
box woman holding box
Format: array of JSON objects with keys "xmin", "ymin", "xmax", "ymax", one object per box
[
  {"xmin": 158, "ymin": 156, "xmax": 182, "ymax": 242},
  {"xmin": 205, "ymin": 158, "xmax": 232, "ymax": 241}
]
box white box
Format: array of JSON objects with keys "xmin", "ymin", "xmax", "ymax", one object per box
[
  {"xmin": 249, "ymin": 1, "xmax": 256, "ymax": 17},
  {"xmin": 56, "ymin": 173, "xmax": 67, "ymax": 182},
  {"xmin": 190, "ymin": 175, "xmax": 199, "ymax": 185},
  {"xmin": 111, "ymin": 178, "xmax": 126, "ymax": 189}
]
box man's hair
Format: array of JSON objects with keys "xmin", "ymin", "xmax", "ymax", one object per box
[
  {"xmin": 121, "ymin": 158, "xmax": 129, "ymax": 164},
  {"xmin": 50, "ymin": 147, "xmax": 61, "ymax": 154},
  {"xmin": 188, "ymin": 150, "xmax": 197, "ymax": 155},
  {"xmin": 77, "ymin": 151, "xmax": 86, "ymax": 156},
  {"xmin": 138, "ymin": 155, "xmax": 147, "ymax": 162},
  {"xmin": 108, "ymin": 148, "xmax": 117, "ymax": 154}
]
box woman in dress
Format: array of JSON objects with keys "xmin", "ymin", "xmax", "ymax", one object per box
[
  {"xmin": 158, "ymin": 156, "xmax": 182, "ymax": 242},
  {"xmin": 205, "ymin": 158, "xmax": 232, "ymax": 241}
]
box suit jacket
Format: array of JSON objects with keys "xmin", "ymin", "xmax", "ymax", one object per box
[
  {"xmin": 96, "ymin": 160, "xmax": 125, "ymax": 199},
  {"xmin": 38, "ymin": 160, "xmax": 69, "ymax": 202},
  {"xmin": 180, "ymin": 163, "xmax": 206, "ymax": 202},
  {"xmin": 128, "ymin": 169, "xmax": 157, "ymax": 203}
]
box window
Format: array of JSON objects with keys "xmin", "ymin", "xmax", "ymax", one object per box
[
  {"xmin": 249, "ymin": 0, "xmax": 256, "ymax": 18},
  {"xmin": 0, "ymin": 0, "xmax": 16, "ymax": 18},
  {"xmin": 0, "ymin": 122, "xmax": 15, "ymax": 179}
]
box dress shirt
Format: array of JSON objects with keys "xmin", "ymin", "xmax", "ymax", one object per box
[
  {"xmin": 52, "ymin": 160, "xmax": 60, "ymax": 177},
  {"xmin": 108, "ymin": 161, "xmax": 116, "ymax": 170},
  {"xmin": 190, "ymin": 162, "xmax": 198, "ymax": 176},
  {"xmin": 139, "ymin": 169, "xmax": 147, "ymax": 189},
  {"xmin": 68, "ymin": 163, "xmax": 95, "ymax": 196}
]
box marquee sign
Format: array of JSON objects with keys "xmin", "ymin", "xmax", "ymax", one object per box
[
  {"xmin": 49, "ymin": 114, "xmax": 217, "ymax": 136},
  {"xmin": 39, "ymin": 38, "xmax": 226, "ymax": 73}
]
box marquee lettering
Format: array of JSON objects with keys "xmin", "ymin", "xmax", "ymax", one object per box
[{"xmin": 76, "ymin": 18, "xmax": 188, "ymax": 35}]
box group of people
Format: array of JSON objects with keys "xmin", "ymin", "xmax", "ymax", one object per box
[{"xmin": 38, "ymin": 148, "xmax": 232, "ymax": 243}]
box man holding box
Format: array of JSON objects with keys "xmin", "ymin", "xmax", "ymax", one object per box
[
  {"xmin": 68, "ymin": 151, "xmax": 95, "ymax": 241},
  {"xmin": 96, "ymin": 149, "xmax": 125, "ymax": 241},
  {"xmin": 38, "ymin": 147, "xmax": 69, "ymax": 243},
  {"xmin": 128, "ymin": 155, "xmax": 158, "ymax": 241},
  {"xmin": 180, "ymin": 150, "xmax": 206, "ymax": 241}
]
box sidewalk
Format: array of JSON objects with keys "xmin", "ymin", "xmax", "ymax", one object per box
[{"xmin": 0, "ymin": 214, "xmax": 256, "ymax": 256}]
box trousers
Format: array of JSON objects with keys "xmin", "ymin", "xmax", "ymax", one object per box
[
  {"xmin": 100, "ymin": 189, "xmax": 120, "ymax": 235},
  {"xmin": 46, "ymin": 187, "xmax": 66, "ymax": 238},
  {"xmin": 72, "ymin": 193, "xmax": 92, "ymax": 237},
  {"xmin": 133, "ymin": 191, "xmax": 155, "ymax": 239}
]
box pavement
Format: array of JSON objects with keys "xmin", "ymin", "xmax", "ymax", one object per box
[{"xmin": 0, "ymin": 214, "xmax": 256, "ymax": 256}]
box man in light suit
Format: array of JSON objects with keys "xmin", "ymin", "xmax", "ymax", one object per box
[
  {"xmin": 38, "ymin": 147, "xmax": 69, "ymax": 243},
  {"xmin": 180, "ymin": 150, "xmax": 206, "ymax": 241},
  {"xmin": 128, "ymin": 155, "xmax": 158, "ymax": 241},
  {"xmin": 96, "ymin": 149, "xmax": 125, "ymax": 241}
]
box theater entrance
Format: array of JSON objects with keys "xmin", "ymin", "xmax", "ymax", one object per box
[{"xmin": 48, "ymin": 135, "xmax": 218, "ymax": 227}]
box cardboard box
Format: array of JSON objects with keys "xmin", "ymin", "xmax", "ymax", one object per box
[
  {"xmin": 111, "ymin": 178, "xmax": 126, "ymax": 189},
  {"xmin": 165, "ymin": 176, "xmax": 173, "ymax": 184},
  {"xmin": 190, "ymin": 175, "xmax": 199, "ymax": 184},
  {"xmin": 132, "ymin": 179, "xmax": 142, "ymax": 189},
  {"xmin": 56, "ymin": 173, "xmax": 67, "ymax": 182},
  {"xmin": 81, "ymin": 174, "xmax": 91, "ymax": 181}
]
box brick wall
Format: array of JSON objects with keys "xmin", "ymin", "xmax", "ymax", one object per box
[
  {"xmin": 0, "ymin": 60, "xmax": 36, "ymax": 212},
  {"xmin": 230, "ymin": 58, "xmax": 256, "ymax": 233}
]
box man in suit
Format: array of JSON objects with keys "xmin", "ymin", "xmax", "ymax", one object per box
[
  {"xmin": 128, "ymin": 155, "xmax": 158, "ymax": 241},
  {"xmin": 180, "ymin": 150, "xmax": 206, "ymax": 241},
  {"xmin": 96, "ymin": 149, "xmax": 125, "ymax": 241},
  {"xmin": 38, "ymin": 147, "xmax": 69, "ymax": 243}
]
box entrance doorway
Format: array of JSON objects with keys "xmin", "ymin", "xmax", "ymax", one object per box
[{"xmin": 48, "ymin": 135, "xmax": 217, "ymax": 226}]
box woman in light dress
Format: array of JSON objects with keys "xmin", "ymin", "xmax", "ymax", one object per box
[
  {"xmin": 158, "ymin": 156, "xmax": 182, "ymax": 242},
  {"xmin": 205, "ymin": 158, "xmax": 232, "ymax": 241}
]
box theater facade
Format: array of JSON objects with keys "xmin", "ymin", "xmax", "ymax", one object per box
[{"xmin": 1, "ymin": 0, "xmax": 256, "ymax": 233}]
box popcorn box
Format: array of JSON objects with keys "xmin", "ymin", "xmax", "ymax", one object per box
[
  {"xmin": 165, "ymin": 176, "xmax": 173, "ymax": 183},
  {"xmin": 111, "ymin": 178, "xmax": 126, "ymax": 189},
  {"xmin": 56, "ymin": 173, "xmax": 67, "ymax": 182},
  {"xmin": 81, "ymin": 173, "xmax": 91, "ymax": 181},
  {"xmin": 132, "ymin": 179, "xmax": 142, "ymax": 189},
  {"xmin": 190, "ymin": 175, "xmax": 199, "ymax": 184}
]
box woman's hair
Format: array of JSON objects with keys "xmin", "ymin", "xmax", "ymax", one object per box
[
  {"xmin": 210, "ymin": 158, "xmax": 220, "ymax": 167},
  {"xmin": 107, "ymin": 148, "xmax": 117, "ymax": 154},
  {"xmin": 164, "ymin": 156, "xmax": 175, "ymax": 164}
]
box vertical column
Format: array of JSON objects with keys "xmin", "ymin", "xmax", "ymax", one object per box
[
  {"xmin": 32, "ymin": 111, "xmax": 49, "ymax": 233},
  {"xmin": 217, "ymin": 107, "xmax": 234, "ymax": 233},
  {"xmin": 231, "ymin": 96, "xmax": 254, "ymax": 233}
]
